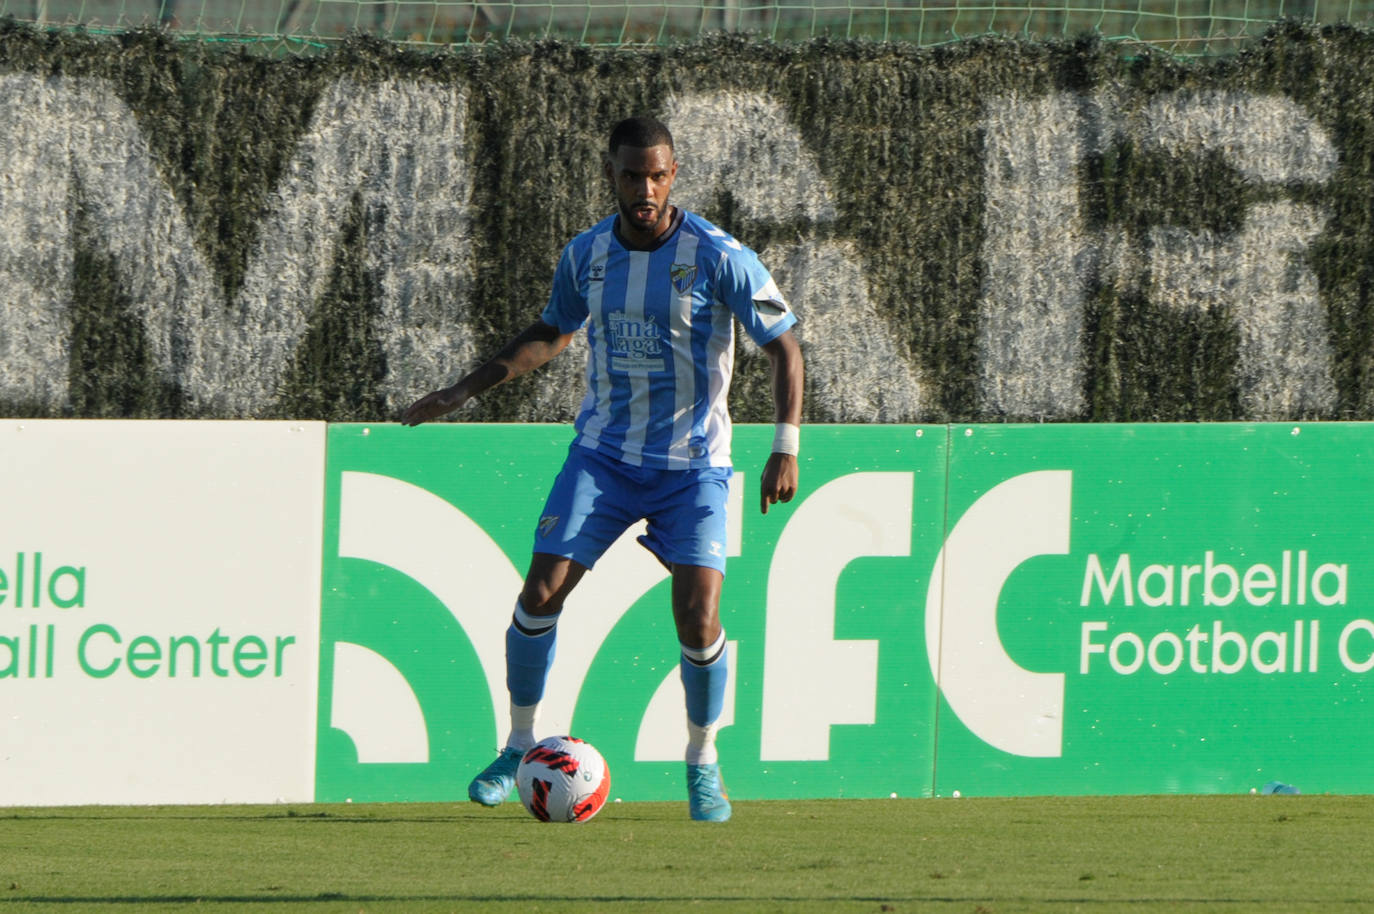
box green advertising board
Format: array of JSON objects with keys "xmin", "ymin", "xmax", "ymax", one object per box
[
  {"xmin": 938, "ymin": 423, "xmax": 1374, "ymax": 798},
  {"xmin": 318, "ymin": 422, "xmax": 1374, "ymax": 803},
  {"xmin": 317, "ymin": 423, "xmax": 947, "ymax": 803}
]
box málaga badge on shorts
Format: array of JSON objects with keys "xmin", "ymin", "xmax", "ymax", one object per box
[
  {"xmin": 670, "ymin": 263, "xmax": 697, "ymax": 294},
  {"xmin": 537, "ymin": 515, "xmax": 560, "ymax": 538}
]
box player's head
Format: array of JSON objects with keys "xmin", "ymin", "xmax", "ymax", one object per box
[
  {"xmin": 608, "ymin": 116, "xmax": 675, "ymax": 157},
  {"xmin": 605, "ymin": 117, "xmax": 678, "ymax": 245}
]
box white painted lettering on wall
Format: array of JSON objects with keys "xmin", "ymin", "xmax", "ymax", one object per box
[
  {"xmin": 0, "ymin": 77, "xmax": 1341, "ymax": 420},
  {"xmin": 667, "ymin": 90, "xmax": 926, "ymax": 422},
  {"xmin": 978, "ymin": 89, "xmax": 1338, "ymax": 420},
  {"xmin": 0, "ymin": 75, "xmax": 474, "ymax": 415}
]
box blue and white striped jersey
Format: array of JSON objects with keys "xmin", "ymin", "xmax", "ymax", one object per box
[{"xmin": 541, "ymin": 209, "xmax": 796, "ymax": 470}]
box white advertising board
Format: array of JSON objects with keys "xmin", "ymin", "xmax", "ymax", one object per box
[{"xmin": 0, "ymin": 421, "xmax": 325, "ymax": 805}]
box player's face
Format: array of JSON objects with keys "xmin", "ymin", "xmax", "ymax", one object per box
[{"xmin": 605, "ymin": 143, "xmax": 678, "ymax": 245}]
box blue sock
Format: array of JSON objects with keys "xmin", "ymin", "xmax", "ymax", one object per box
[
  {"xmin": 680, "ymin": 635, "xmax": 728, "ymax": 728},
  {"xmin": 506, "ymin": 619, "xmax": 557, "ymax": 707}
]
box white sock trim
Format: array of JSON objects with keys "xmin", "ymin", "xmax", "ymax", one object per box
[
  {"xmin": 681, "ymin": 628, "xmax": 727, "ymax": 666},
  {"xmin": 514, "ymin": 599, "xmax": 559, "ymax": 634}
]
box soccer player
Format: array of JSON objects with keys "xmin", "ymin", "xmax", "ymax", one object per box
[{"xmin": 401, "ymin": 115, "xmax": 804, "ymax": 822}]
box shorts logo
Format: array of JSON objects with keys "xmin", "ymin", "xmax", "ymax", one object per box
[
  {"xmin": 670, "ymin": 263, "xmax": 698, "ymax": 294},
  {"xmin": 537, "ymin": 515, "xmax": 560, "ymax": 538},
  {"xmin": 708, "ymin": 541, "xmax": 723, "ymax": 558}
]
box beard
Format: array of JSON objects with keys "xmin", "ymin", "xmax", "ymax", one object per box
[{"xmin": 619, "ymin": 197, "xmax": 671, "ymax": 234}]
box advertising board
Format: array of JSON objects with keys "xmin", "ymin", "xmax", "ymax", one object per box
[
  {"xmin": 6, "ymin": 421, "xmax": 1368, "ymax": 804},
  {"xmin": 0, "ymin": 421, "xmax": 325, "ymax": 805},
  {"xmin": 320, "ymin": 423, "xmax": 1374, "ymax": 800},
  {"xmin": 317, "ymin": 423, "xmax": 944, "ymax": 802}
]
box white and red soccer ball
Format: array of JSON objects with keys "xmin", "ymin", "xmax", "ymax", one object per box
[{"xmin": 515, "ymin": 735, "xmax": 611, "ymax": 823}]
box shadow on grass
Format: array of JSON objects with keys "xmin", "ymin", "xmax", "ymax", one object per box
[
  {"xmin": 0, "ymin": 809, "xmax": 671, "ymax": 825},
  {"xmin": 4, "ymin": 894, "xmax": 1368, "ymax": 907}
]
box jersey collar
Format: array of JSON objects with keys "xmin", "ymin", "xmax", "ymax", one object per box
[{"xmin": 612, "ymin": 206, "xmax": 684, "ymax": 252}]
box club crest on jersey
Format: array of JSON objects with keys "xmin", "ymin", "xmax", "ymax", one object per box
[
  {"xmin": 537, "ymin": 515, "xmax": 560, "ymax": 538},
  {"xmin": 670, "ymin": 263, "xmax": 698, "ymax": 294}
]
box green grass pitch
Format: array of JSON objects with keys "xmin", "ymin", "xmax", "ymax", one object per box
[{"xmin": 3, "ymin": 795, "xmax": 1371, "ymax": 913}]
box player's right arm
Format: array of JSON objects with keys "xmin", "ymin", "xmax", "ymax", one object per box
[{"xmin": 400, "ymin": 320, "xmax": 573, "ymax": 426}]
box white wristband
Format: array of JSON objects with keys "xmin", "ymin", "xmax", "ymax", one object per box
[{"xmin": 772, "ymin": 422, "xmax": 800, "ymax": 456}]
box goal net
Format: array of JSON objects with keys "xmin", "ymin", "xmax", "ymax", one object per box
[{"xmin": 2, "ymin": 0, "xmax": 1371, "ymax": 56}]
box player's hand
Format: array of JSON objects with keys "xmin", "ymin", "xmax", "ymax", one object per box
[
  {"xmin": 400, "ymin": 385, "xmax": 469, "ymax": 426},
  {"xmin": 760, "ymin": 452, "xmax": 799, "ymax": 514}
]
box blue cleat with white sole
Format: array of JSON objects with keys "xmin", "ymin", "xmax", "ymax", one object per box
[
  {"xmin": 686, "ymin": 763, "xmax": 732, "ymax": 822},
  {"xmin": 468, "ymin": 747, "xmax": 523, "ymax": 807}
]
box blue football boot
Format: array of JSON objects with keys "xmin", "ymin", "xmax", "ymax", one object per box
[
  {"xmin": 468, "ymin": 746, "xmax": 523, "ymax": 806},
  {"xmin": 686, "ymin": 763, "xmax": 732, "ymax": 822}
]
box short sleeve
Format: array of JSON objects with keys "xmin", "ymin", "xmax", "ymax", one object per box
[
  {"xmin": 540, "ymin": 244, "xmax": 589, "ymax": 334},
  {"xmin": 716, "ymin": 247, "xmax": 797, "ymax": 347}
]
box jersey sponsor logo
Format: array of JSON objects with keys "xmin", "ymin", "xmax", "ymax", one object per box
[
  {"xmin": 670, "ymin": 263, "xmax": 698, "ymax": 294},
  {"xmin": 606, "ymin": 312, "xmax": 665, "ymax": 372}
]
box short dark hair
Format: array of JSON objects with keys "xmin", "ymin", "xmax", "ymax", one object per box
[{"xmin": 608, "ymin": 116, "xmax": 675, "ymax": 155}]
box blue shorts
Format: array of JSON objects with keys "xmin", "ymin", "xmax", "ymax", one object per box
[{"xmin": 533, "ymin": 445, "xmax": 733, "ymax": 573}]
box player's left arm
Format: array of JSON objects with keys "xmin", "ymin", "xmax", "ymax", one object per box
[{"xmin": 760, "ymin": 329, "xmax": 803, "ymax": 515}]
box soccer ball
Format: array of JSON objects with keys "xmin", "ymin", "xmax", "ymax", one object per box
[{"xmin": 515, "ymin": 735, "xmax": 611, "ymax": 823}]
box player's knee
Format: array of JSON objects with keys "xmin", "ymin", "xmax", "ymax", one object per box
[
  {"xmin": 674, "ymin": 607, "xmax": 721, "ymax": 651},
  {"xmin": 519, "ymin": 583, "xmax": 565, "ymax": 616},
  {"xmin": 520, "ymin": 556, "xmax": 584, "ymax": 615}
]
